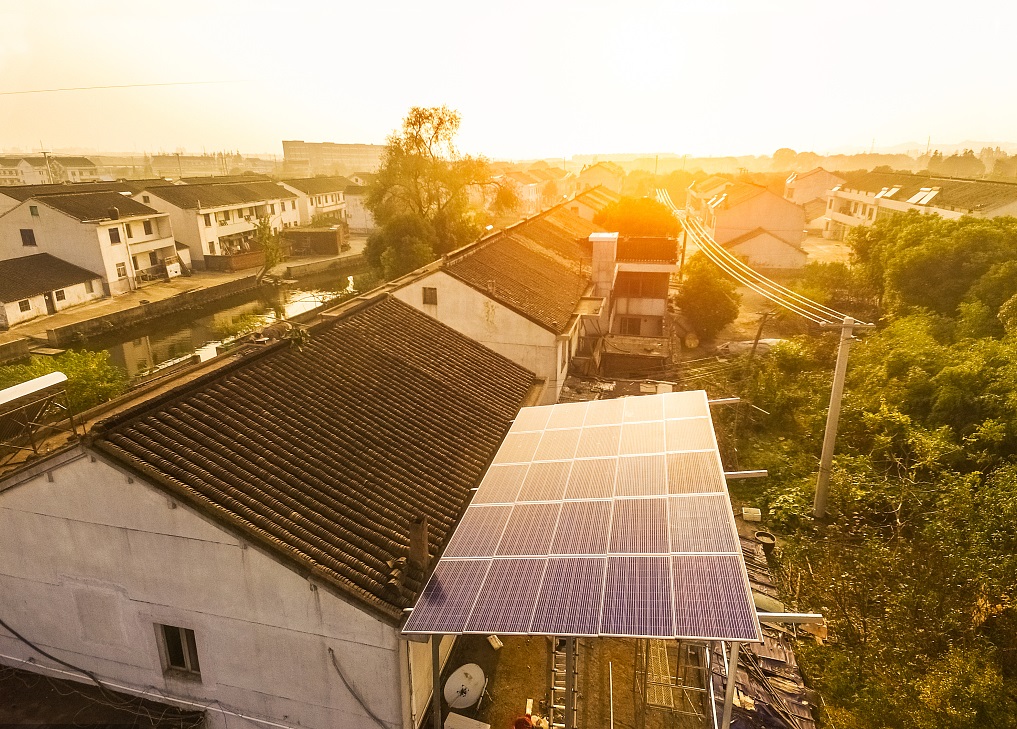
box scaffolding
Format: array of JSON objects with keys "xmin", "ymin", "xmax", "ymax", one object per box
[
  {"xmin": 635, "ymin": 639, "xmax": 714, "ymax": 729},
  {"xmin": 0, "ymin": 372, "xmax": 77, "ymax": 466}
]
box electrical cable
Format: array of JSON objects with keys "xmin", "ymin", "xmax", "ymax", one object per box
[
  {"xmin": 0, "ymin": 81, "xmax": 229, "ymax": 96},
  {"xmin": 328, "ymin": 646, "xmax": 393, "ymax": 729}
]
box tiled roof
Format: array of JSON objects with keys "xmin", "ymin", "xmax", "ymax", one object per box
[
  {"xmin": 52, "ymin": 156, "xmax": 98, "ymax": 168},
  {"xmin": 617, "ymin": 236, "xmax": 678, "ymax": 263},
  {"xmin": 723, "ymin": 226, "xmax": 800, "ymax": 250},
  {"xmin": 0, "ymin": 254, "xmax": 100, "ymax": 302},
  {"xmin": 91, "ymin": 296, "xmax": 537, "ymax": 621},
  {"xmin": 145, "ymin": 181, "xmax": 297, "ymax": 210},
  {"xmin": 574, "ymin": 185, "xmax": 622, "ymax": 212},
  {"xmin": 840, "ymin": 171, "xmax": 1017, "ymax": 213},
  {"xmin": 720, "ymin": 181, "xmax": 768, "ymax": 207},
  {"xmin": 281, "ymin": 176, "xmax": 355, "ymax": 195},
  {"xmin": 0, "ymin": 180, "xmax": 166, "ymax": 202},
  {"xmin": 581, "ymin": 161, "xmax": 625, "ymax": 178},
  {"xmin": 39, "ymin": 192, "xmax": 162, "ymax": 222},
  {"xmin": 444, "ymin": 207, "xmax": 601, "ymax": 332},
  {"xmin": 179, "ymin": 174, "xmax": 272, "ymax": 184}
]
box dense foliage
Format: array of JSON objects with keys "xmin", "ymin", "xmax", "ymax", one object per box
[
  {"xmin": 675, "ymin": 255, "xmax": 741, "ymax": 339},
  {"xmin": 722, "ymin": 213, "xmax": 1017, "ymax": 728},
  {"xmin": 365, "ymin": 106, "xmax": 513, "ymax": 279},
  {"xmin": 593, "ymin": 196, "xmax": 680, "ymax": 236},
  {"xmin": 0, "ymin": 350, "xmax": 128, "ymax": 413}
]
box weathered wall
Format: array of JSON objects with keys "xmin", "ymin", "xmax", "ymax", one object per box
[
  {"xmin": 0, "ymin": 453, "xmax": 414, "ymax": 729},
  {"xmin": 715, "ymin": 192, "xmax": 806, "ymax": 247},
  {"xmin": 727, "ymin": 231, "xmax": 808, "ymax": 269}
]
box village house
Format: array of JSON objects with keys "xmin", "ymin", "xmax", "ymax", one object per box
[
  {"xmin": 0, "ymin": 295, "xmax": 542, "ymax": 729},
  {"xmin": 568, "ymin": 185, "xmax": 623, "ymax": 221},
  {"xmin": 784, "ymin": 168, "xmax": 845, "ymax": 233},
  {"xmin": 136, "ymin": 182, "xmax": 300, "ymax": 271},
  {"xmin": 279, "ymin": 176, "xmax": 351, "ymax": 226},
  {"xmin": 0, "ymin": 180, "xmax": 169, "ymax": 215},
  {"xmin": 343, "ymin": 184, "xmax": 376, "ymax": 233},
  {"xmin": 0, "ymin": 156, "xmax": 100, "ymax": 185},
  {"xmin": 823, "ymin": 170, "xmax": 1017, "ymax": 240},
  {"xmin": 577, "ymin": 160, "xmax": 625, "ymax": 194},
  {"xmin": 0, "ymin": 254, "xmax": 103, "ymax": 329},
  {"xmin": 0, "ymin": 191, "xmax": 180, "ymax": 295},
  {"xmin": 688, "ymin": 178, "xmax": 807, "ymax": 269}
]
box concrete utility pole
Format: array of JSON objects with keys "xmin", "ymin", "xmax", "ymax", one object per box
[{"xmin": 814, "ymin": 316, "xmax": 873, "ymax": 519}]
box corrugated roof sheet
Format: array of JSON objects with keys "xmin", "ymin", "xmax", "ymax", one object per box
[
  {"xmin": 0, "ymin": 254, "xmax": 100, "ymax": 302},
  {"xmin": 146, "ymin": 181, "xmax": 297, "ymax": 210},
  {"xmin": 91, "ymin": 296, "xmax": 537, "ymax": 621}
]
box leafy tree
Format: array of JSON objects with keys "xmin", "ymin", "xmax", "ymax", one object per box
[
  {"xmin": 675, "ymin": 255, "xmax": 741, "ymax": 339},
  {"xmin": 0, "ymin": 350, "xmax": 128, "ymax": 413},
  {"xmin": 593, "ymin": 196, "xmax": 679, "ymax": 236},
  {"xmin": 254, "ymin": 217, "xmax": 283, "ymax": 282},
  {"xmin": 366, "ymin": 107, "xmax": 513, "ymax": 273},
  {"xmin": 366, "ymin": 213, "xmax": 438, "ymax": 279}
]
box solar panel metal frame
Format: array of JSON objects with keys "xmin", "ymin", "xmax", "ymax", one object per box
[{"xmin": 403, "ymin": 390, "xmax": 762, "ymax": 643}]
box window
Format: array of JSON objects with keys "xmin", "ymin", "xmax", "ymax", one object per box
[
  {"xmin": 142, "ymin": 195, "xmax": 150, "ymax": 203},
  {"xmin": 85, "ymin": 280, "xmax": 94, "ymax": 294},
  {"xmin": 269, "ymin": 204, "xmax": 276, "ymax": 215},
  {"xmin": 125, "ymin": 223, "xmax": 133, "ymax": 239},
  {"xmin": 291, "ymin": 201, "xmax": 296, "ymax": 210},
  {"xmin": 20, "ymin": 229, "xmax": 37, "ymax": 247},
  {"xmin": 203, "ymin": 213, "xmax": 212, "ymax": 227},
  {"xmin": 143, "ymin": 220, "xmax": 153, "ymax": 235},
  {"xmin": 619, "ymin": 316, "xmax": 642, "ymax": 336},
  {"xmin": 158, "ymin": 624, "xmax": 201, "ymax": 678},
  {"xmin": 18, "ymin": 300, "xmax": 30, "ymax": 312},
  {"xmin": 150, "ymin": 251, "xmax": 159, "ymax": 266},
  {"xmin": 29, "ymin": 205, "xmax": 39, "ymax": 217},
  {"xmin": 422, "ymin": 287, "xmax": 438, "ymax": 305},
  {"xmin": 116, "ymin": 262, "xmax": 127, "ymax": 279},
  {"xmin": 109, "ymin": 227, "xmax": 121, "ymax": 244},
  {"xmin": 55, "ymin": 289, "xmax": 65, "ymax": 301}
]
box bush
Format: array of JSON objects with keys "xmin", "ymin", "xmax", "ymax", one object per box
[{"xmin": 0, "ymin": 350, "xmax": 128, "ymax": 413}]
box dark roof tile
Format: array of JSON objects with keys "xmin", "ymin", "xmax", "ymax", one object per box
[
  {"xmin": 146, "ymin": 181, "xmax": 297, "ymax": 210},
  {"xmin": 39, "ymin": 192, "xmax": 161, "ymax": 222},
  {"xmin": 0, "ymin": 254, "xmax": 100, "ymax": 302}
]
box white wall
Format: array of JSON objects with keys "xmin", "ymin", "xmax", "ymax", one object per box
[
  {"xmin": 715, "ymin": 191, "xmax": 806, "ymax": 247},
  {"xmin": 0, "ymin": 453, "xmax": 416, "ymax": 729},
  {"xmin": 391, "ymin": 270, "xmax": 564, "ymax": 403},
  {"xmin": 346, "ymin": 193, "xmax": 376, "ymax": 233},
  {"xmin": 727, "ymin": 231, "xmax": 808, "ymax": 269}
]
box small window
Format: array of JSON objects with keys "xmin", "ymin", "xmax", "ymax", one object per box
[
  {"xmin": 20, "ymin": 229, "xmax": 37, "ymax": 247},
  {"xmin": 269, "ymin": 204, "xmax": 276, "ymax": 215},
  {"xmin": 29, "ymin": 205, "xmax": 39, "ymax": 217},
  {"xmin": 142, "ymin": 195, "xmax": 150, "ymax": 203},
  {"xmin": 422, "ymin": 287, "xmax": 438, "ymax": 305},
  {"xmin": 85, "ymin": 280, "xmax": 94, "ymax": 294},
  {"xmin": 149, "ymin": 251, "xmax": 158, "ymax": 266},
  {"xmin": 158, "ymin": 624, "xmax": 201, "ymax": 678},
  {"xmin": 125, "ymin": 223, "xmax": 133, "ymax": 239},
  {"xmin": 116, "ymin": 263, "xmax": 127, "ymax": 279},
  {"xmin": 55, "ymin": 289, "xmax": 65, "ymax": 301},
  {"xmin": 619, "ymin": 317, "xmax": 641, "ymax": 336},
  {"xmin": 203, "ymin": 213, "xmax": 212, "ymax": 227},
  {"xmin": 18, "ymin": 300, "xmax": 31, "ymax": 312},
  {"xmin": 109, "ymin": 227, "xmax": 121, "ymax": 244},
  {"xmin": 143, "ymin": 220, "xmax": 153, "ymax": 235}
]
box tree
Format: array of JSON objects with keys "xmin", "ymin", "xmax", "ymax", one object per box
[
  {"xmin": 365, "ymin": 213, "xmax": 439, "ymax": 279},
  {"xmin": 254, "ymin": 217, "xmax": 283, "ymax": 282},
  {"xmin": 366, "ymin": 107, "xmax": 511, "ymax": 274},
  {"xmin": 674, "ymin": 255, "xmax": 741, "ymax": 339},
  {"xmin": 593, "ymin": 196, "xmax": 679, "ymax": 237},
  {"xmin": 0, "ymin": 350, "xmax": 128, "ymax": 413}
]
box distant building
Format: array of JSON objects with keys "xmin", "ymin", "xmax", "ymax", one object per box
[
  {"xmin": 824, "ymin": 171, "xmax": 1017, "ymax": 239},
  {"xmin": 136, "ymin": 182, "xmax": 299, "ymax": 271},
  {"xmin": 0, "ymin": 156, "xmax": 100, "ymax": 185},
  {"xmin": 577, "ymin": 161, "xmax": 625, "ymax": 194},
  {"xmin": 784, "ymin": 168, "xmax": 845, "ymax": 233},
  {"xmin": 0, "ymin": 191, "xmax": 179, "ymax": 295},
  {"xmin": 282, "ymin": 141, "xmax": 385, "ymax": 177},
  {"xmin": 0, "ymin": 254, "xmax": 103, "ymax": 328},
  {"xmin": 343, "ymin": 185, "xmax": 376, "ymax": 233},
  {"xmin": 0, "ymin": 296, "xmax": 541, "ymax": 729},
  {"xmin": 689, "ymin": 179, "xmax": 807, "ymax": 269},
  {"xmin": 568, "ymin": 185, "xmax": 623, "ymax": 221},
  {"xmin": 280, "ymin": 176, "xmax": 351, "ymax": 226}
]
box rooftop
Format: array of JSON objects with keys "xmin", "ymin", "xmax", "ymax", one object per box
[
  {"xmin": 144, "ymin": 181, "xmax": 297, "ymax": 210},
  {"xmin": 573, "ymin": 185, "xmax": 623, "ymax": 213},
  {"xmin": 281, "ymin": 176, "xmax": 355, "ymax": 195},
  {"xmin": 0, "ymin": 254, "xmax": 100, "ymax": 303},
  {"xmin": 37, "ymin": 191, "xmax": 162, "ymax": 223},
  {"xmin": 840, "ymin": 170, "xmax": 1017, "ymax": 212},
  {"xmin": 0, "ymin": 180, "xmax": 166, "ymax": 202},
  {"xmin": 89, "ymin": 295, "xmax": 539, "ymax": 621}
]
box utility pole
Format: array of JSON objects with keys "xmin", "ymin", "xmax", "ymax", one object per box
[{"xmin": 814, "ymin": 316, "xmax": 873, "ymax": 519}]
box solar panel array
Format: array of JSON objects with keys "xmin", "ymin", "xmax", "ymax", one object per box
[{"xmin": 403, "ymin": 391, "xmax": 762, "ymax": 642}]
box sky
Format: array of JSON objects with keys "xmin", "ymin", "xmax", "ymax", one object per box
[{"xmin": 2, "ymin": 0, "xmax": 1016, "ymax": 161}]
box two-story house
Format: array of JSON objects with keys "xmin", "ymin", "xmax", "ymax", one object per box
[
  {"xmin": 784, "ymin": 168, "xmax": 845, "ymax": 233},
  {"xmin": 279, "ymin": 177, "xmax": 351, "ymax": 226}
]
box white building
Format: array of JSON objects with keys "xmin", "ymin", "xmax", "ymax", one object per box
[
  {"xmin": 343, "ymin": 185, "xmax": 376, "ymax": 233},
  {"xmin": 0, "ymin": 253, "xmax": 104, "ymax": 328},
  {"xmin": 0, "ymin": 156, "xmax": 100, "ymax": 185},
  {"xmin": 0, "ymin": 296, "xmax": 541, "ymax": 729},
  {"xmin": 137, "ymin": 182, "xmax": 300, "ymax": 270},
  {"xmin": 567, "ymin": 185, "xmax": 622, "ymax": 222},
  {"xmin": 0, "ymin": 191, "xmax": 179, "ymax": 296},
  {"xmin": 279, "ymin": 177, "xmax": 350, "ymax": 226},
  {"xmin": 824, "ymin": 171, "xmax": 1017, "ymax": 240},
  {"xmin": 784, "ymin": 168, "xmax": 845, "ymax": 232}
]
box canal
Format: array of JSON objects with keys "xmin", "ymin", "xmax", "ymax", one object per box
[{"xmin": 82, "ymin": 268, "xmax": 379, "ymax": 380}]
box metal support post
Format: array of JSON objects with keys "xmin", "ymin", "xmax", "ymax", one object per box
[
  {"xmin": 720, "ymin": 641, "xmax": 740, "ymax": 729},
  {"xmin": 564, "ymin": 637, "xmax": 576, "ymax": 729},
  {"xmin": 814, "ymin": 316, "xmax": 865, "ymax": 519},
  {"xmin": 432, "ymin": 635, "xmax": 442, "ymax": 729}
]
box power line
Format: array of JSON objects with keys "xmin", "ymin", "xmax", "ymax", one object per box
[{"xmin": 0, "ymin": 80, "xmax": 230, "ymax": 96}]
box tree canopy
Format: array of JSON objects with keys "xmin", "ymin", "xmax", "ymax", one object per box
[
  {"xmin": 675, "ymin": 254, "xmax": 741, "ymax": 339},
  {"xmin": 593, "ymin": 196, "xmax": 680, "ymax": 237},
  {"xmin": 364, "ymin": 106, "xmax": 512, "ymax": 279}
]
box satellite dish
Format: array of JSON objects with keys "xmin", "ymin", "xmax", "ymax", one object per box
[{"xmin": 443, "ymin": 663, "xmax": 486, "ymax": 709}]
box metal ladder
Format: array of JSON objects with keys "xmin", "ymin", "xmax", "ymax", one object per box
[{"xmin": 548, "ymin": 637, "xmax": 579, "ymax": 729}]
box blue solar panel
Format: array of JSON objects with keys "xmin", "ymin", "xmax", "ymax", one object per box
[
  {"xmin": 465, "ymin": 557, "xmax": 547, "ymax": 633},
  {"xmin": 496, "ymin": 502, "xmax": 561, "ymax": 556},
  {"xmin": 403, "ymin": 559, "xmax": 490, "ymax": 633},
  {"xmin": 551, "ymin": 500, "xmax": 612, "ymax": 555},
  {"xmin": 609, "ymin": 497, "xmax": 669, "ymax": 554},
  {"xmin": 443, "ymin": 505, "xmax": 512, "ymax": 558},
  {"xmin": 531, "ymin": 557, "xmax": 606, "ymax": 635},
  {"xmin": 601, "ymin": 556, "xmax": 674, "ymax": 637}
]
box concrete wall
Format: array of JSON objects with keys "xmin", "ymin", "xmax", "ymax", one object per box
[
  {"xmin": 345, "ymin": 193, "xmax": 376, "ymax": 233},
  {"xmin": 0, "ymin": 202, "xmax": 111, "ymax": 285},
  {"xmin": 785, "ymin": 169, "xmax": 844, "ymax": 206},
  {"xmin": 715, "ymin": 191, "xmax": 806, "ymax": 247},
  {"xmin": 727, "ymin": 231, "xmax": 808, "ymax": 269},
  {"xmin": 2, "ymin": 279, "xmax": 104, "ymax": 328},
  {"xmin": 0, "ymin": 453, "xmax": 417, "ymax": 729},
  {"xmin": 391, "ymin": 270, "xmax": 564, "ymax": 403}
]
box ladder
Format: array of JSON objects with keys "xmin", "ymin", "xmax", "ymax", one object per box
[{"xmin": 548, "ymin": 637, "xmax": 579, "ymax": 729}]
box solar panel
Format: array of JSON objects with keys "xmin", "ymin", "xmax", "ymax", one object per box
[{"xmin": 404, "ymin": 391, "xmax": 762, "ymax": 643}]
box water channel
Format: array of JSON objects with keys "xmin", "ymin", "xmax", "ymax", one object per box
[{"xmin": 82, "ymin": 268, "xmax": 378, "ymax": 380}]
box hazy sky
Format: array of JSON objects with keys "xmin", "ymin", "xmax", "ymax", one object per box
[{"xmin": 2, "ymin": 0, "xmax": 1015, "ymax": 160}]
